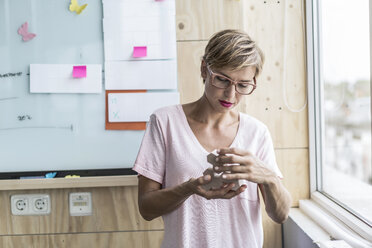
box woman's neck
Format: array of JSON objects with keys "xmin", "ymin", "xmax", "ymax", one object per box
[{"xmin": 184, "ymin": 95, "xmax": 239, "ymax": 128}]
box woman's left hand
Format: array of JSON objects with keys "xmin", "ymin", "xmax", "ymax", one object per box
[{"xmin": 214, "ymin": 147, "xmax": 277, "ymax": 185}]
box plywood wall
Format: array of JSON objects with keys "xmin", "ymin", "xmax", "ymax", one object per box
[{"xmin": 0, "ymin": 0, "xmax": 309, "ymax": 247}]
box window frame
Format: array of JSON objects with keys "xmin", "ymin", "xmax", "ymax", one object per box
[{"xmin": 306, "ymin": 0, "xmax": 372, "ymax": 242}]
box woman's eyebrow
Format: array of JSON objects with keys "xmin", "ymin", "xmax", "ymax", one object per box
[
  {"xmin": 216, "ymin": 71, "xmax": 254, "ymax": 82},
  {"xmin": 215, "ymin": 71, "xmax": 231, "ymax": 78}
]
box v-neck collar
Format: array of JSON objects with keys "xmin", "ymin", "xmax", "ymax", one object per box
[{"xmin": 177, "ymin": 104, "xmax": 242, "ymax": 155}]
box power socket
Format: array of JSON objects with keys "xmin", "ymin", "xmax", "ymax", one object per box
[{"xmin": 11, "ymin": 194, "xmax": 51, "ymax": 215}]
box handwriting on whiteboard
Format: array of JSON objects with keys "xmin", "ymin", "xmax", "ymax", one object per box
[
  {"xmin": 17, "ymin": 115, "xmax": 32, "ymax": 121},
  {"xmin": 0, "ymin": 72, "xmax": 22, "ymax": 78}
]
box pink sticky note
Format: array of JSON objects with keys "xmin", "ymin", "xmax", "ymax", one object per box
[
  {"xmin": 72, "ymin": 65, "xmax": 87, "ymax": 78},
  {"xmin": 133, "ymin": 46, "xmax": 147, "ymax": 58}
]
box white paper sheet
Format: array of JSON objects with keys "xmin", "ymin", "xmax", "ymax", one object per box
[
  {"xmin": 102, "ymin": 0, "xmax": 175, "ymax": 18},
  {"xmin": 103, "ymin": 15, "xmax": 176, "ymax": 60},
  {"xmin": 30, "ymin": 64, "xmax": 102, "ymax": 93},
  {"xmin": 105, "ymin": 60, "xmax": 177, "ymax": 90},
  {"xmin": 108, "ymin": 92, "xmax": 179, "ymax": 122},
  {"xmin": 102, "ymin": 0, "xmax": 176, "ymax": 61}
]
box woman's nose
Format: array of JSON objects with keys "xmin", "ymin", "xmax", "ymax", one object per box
[{"xmin": 224, "ymin": 83, "xmax": 236, "ymax": 97}]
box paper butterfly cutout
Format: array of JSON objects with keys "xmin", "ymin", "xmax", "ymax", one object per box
[
  {"xmin": 18, "ymin": 22, "xmax": 36, "ymax": 42},
  {"xmin": 69, "ymin": 0, "xmax": 87, "ymax": 15}
]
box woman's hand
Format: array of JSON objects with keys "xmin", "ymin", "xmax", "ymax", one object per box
[
  {"xmin": 185, "ymin": 174, "xmax": 247, "ymax": 200},
  {"xmin": 214, "ymin": 147, "xmax": 292, "ymax": 223},
  {"xmin": 213, "ymin": 147, "xmax": 277, "ymax": 185}
]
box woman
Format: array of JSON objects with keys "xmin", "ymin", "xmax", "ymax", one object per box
[{"xmin": 133, "ymin": 29, "xmax": 292, "ymax": 248}]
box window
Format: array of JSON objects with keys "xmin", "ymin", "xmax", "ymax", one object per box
[{"xmin": 307, "ymin": 0, "xmax": 372, "ymax": 238}]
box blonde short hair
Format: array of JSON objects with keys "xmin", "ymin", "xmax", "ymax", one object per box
[{"xmin": 202, "ymin": 29, "xmax": 264, "ymax": 77}]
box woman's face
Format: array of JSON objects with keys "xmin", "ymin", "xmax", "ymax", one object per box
[{"xmin": 202, "ymin": 64, "xmax": 256, "ymax": 113}]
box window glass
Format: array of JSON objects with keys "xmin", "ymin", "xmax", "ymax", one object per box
[{"xmin": 320, "ymin": 0, "xmax": 372, "ymax": 224}]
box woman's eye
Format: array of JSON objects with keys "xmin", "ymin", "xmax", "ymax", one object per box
[
  {"xmin": 216, "ymin": 76, "xmax": 229, "ymax": 82},
  {"xmin": 238, "ymin": 83, "xmax": 249, "ymax": 88}
]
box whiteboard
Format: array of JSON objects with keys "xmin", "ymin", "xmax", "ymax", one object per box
[{"xmin": 0, "ymin": 0, "xmax": 177, "ymax": 174}]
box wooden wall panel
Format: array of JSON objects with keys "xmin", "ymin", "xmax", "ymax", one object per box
[
  {"xmin": 0, "ymin": 187, "xmax": 163, "ymax": 236},
  {"xmin": 240, "ymin": 0, "xmax": 308, "ymax": 149},
  {"xmin": 176, "ymin": 0, "xmax": 244, "ymax": 41},
  {"xmin": 261, "ymin": 186, "xmax": 282, "ymax": 248},
  {"xmin": 0, "ymin": 191, "xmax": 40, "ymax": 235},
  {"xmin": 177, "ymin": 41, "xmax": 206, "ymax": 104},
  {"xmin": 47, "ymin": 231, "xmax": 164, "ymax": 248},
  {"xmin": 262, "ymin": 210, "xmax": 282, "ymax": 248},
  {"xmin": 0, "ymin": 235, "xmax": 42, "ymax": 248},
  {"xmin": 275, "ymin": 149, "xmax": 310, "ymax": 207},
  {"xmin": 0, "ymin": 231, "xmax": 164, "ymax": 248}
]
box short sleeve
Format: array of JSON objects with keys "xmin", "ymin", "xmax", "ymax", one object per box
[
  {"xmin": 256, "ymin": 128, "xmax": 283, "ymax": 178},
  {"xmin": 132, "ymin": 114, "xmax": 166, "ymax": 184}
]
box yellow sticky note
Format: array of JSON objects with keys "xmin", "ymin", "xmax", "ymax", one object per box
[
  {"xmin": 65, "ymin": 175, "xmax": 80, "ymax": 178},
  {"xmin": 69, "ymin": 0, "xmax": 87, "ymax": 15}
]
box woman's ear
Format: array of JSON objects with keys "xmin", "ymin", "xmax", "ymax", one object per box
[{"xmin": 201, "ymin": 60, "xmax": 207, "ymax": 83}]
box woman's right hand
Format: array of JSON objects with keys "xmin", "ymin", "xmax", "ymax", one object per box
[{"xmin": 185, "ymin": 175, "xmax": 247, "ymax": 200}]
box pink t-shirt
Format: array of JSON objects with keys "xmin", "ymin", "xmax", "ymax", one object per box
[{"xmin": 133, "ymin": 104, "xmax": 282, "ymax": 248}]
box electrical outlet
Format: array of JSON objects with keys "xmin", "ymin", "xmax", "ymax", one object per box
[
  {"xmin": 11, "ymin": 194, "xmax": 50, "ymax": 215},
  {"xmin": 11, "ymin": 196, "xmax": 29, "ymax": 215},
  {"xmin": 69, "ymin": 192, "xmax": 92, "ymax": 216},
  {"xmin": 31, "ymin": 195, "xmax": 49, "ymax": 213}
]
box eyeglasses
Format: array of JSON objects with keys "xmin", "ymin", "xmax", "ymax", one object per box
[{"xmin": 206, "ymin": 66, "xmax": 256, "ymax": 95}]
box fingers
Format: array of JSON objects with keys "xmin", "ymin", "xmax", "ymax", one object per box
[
  {"xmin": 202, "ymin": 182, "xmax": 237, "ymax": 199},
  {"xmin": 187, "ymin": 175, "xmax": 212, "ymax": 195},
  {"xmin": 214, "ymin": 148, "xmax": 255, "ymax": 173},
  {"xmin": 214, "ymin": 164, "xmax": 248, "ymax": 173},
  {"xmin": 219, "ymin": 184, "xmax": 247, "ymax": 199},
  {"xmin": 200, "ymin": 174, "xmax": 212, "ymax": 184},
  {"xmin": 219, "ymin": 173, "xmax": 249, "ymax": 181},
  {"xmin": 198, "ymin": 183, "xmax": 248, "ymax": 200},
  {"xmin": 191, "ymin": 174, "xmax": 211, "ymax": 185},
  {"xmin": 215, "ymin": 149, "xmax": 254, "ymax": 167},
  {"xmin": 217, "ymin": 147, "xmax": 251, "ymax": 156},
  {"xmin": 215, "ymin": 154, "xmax": 247, "ymax": 165},
  {"xmin": 190, "ymin": 169, "xmax": 249, "ymax": 200}
]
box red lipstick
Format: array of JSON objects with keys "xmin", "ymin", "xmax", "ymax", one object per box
[{"xmin": 219, "ymin": 100, "xmax": 233, "ymax": 108}]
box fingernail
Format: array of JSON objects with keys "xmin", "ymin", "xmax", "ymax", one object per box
[
  {"xmin": 204, "ymin": 175, "xmax": 210, "ymax": 181},
  {"xmin": 214, "ymin": 166, "xmax": 219, "ymax": 170},
  {"xmin": 222, "ymin": 174, "xmax": 227, "ymax": 179}
]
